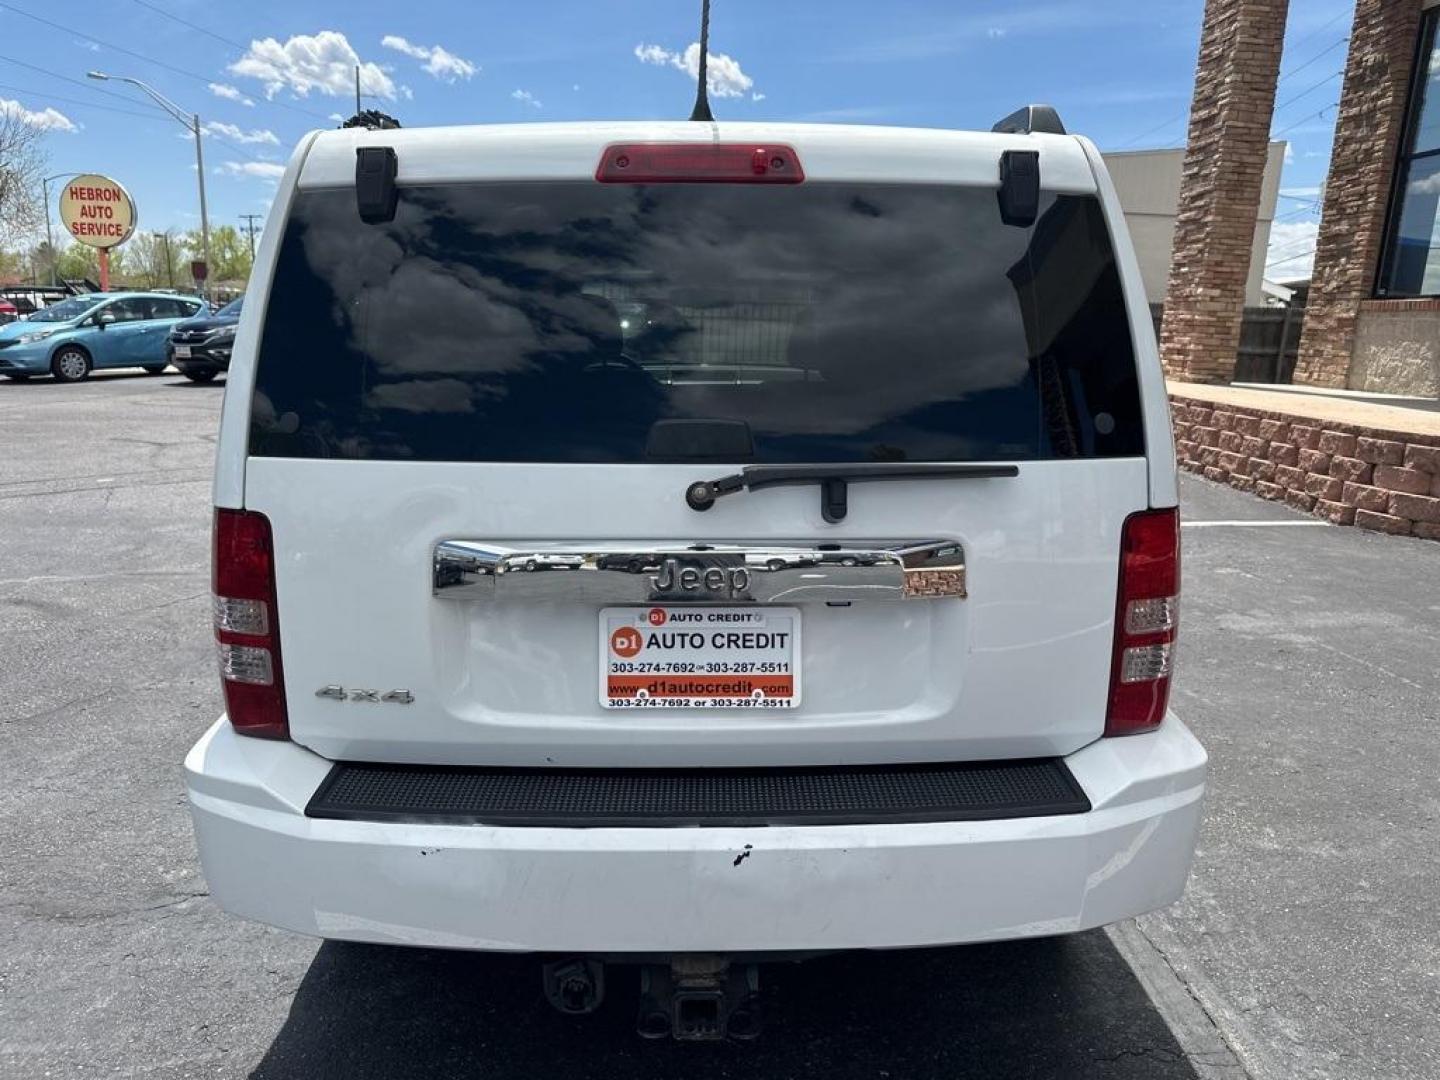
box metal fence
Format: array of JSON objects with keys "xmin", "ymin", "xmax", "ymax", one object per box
[{"xmin": 1150, "ymin": 303, "xmax": 1305, "ymax": 384}]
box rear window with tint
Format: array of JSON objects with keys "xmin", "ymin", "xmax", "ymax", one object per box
[{"xmin": 250, "ymin": 182, "xmax": 1144, "ymax": 462}]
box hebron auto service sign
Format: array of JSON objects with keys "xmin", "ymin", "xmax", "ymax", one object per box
[{"xmin": 58, "ymin": 174, "xmax": 136, "ymax": 249}]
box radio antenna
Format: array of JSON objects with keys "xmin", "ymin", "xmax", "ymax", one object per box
[{"xmin": 689, "ymin": 0, "xmax": 714, "ymax": 122}]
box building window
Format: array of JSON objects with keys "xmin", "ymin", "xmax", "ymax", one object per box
[{"xmin": 1379, "ymin": 9, "xmax": 1440, "ymax": 297}]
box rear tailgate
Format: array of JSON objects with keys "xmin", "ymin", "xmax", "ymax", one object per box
[
  {"xmin": 246, "ymin": 457, "xmax": 1144, "ymax": 765},
  {"xmin": 229, "ymin": 122, "xmax": 1156, "ymax": 767}
]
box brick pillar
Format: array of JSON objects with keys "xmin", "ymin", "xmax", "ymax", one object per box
[
  {"xmin": 1160, "ymin": 0, "xmax": 1289, "ymax": 383},
  {"xmin": 1293, "ymin": 0, "xmax": 1424, "ymax": 388}
]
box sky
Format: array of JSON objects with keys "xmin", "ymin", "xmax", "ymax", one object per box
[{"xmin": 0, "ymin": 0, "xmax": 1354, "ymax": 279}]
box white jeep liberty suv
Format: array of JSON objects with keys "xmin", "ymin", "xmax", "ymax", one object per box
[{"xmin": 185, "ymin": 106, "xmax": 1205, "ymax": 1040}]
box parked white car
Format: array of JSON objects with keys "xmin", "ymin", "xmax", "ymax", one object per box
[{"xmin": 186, "ymin": 108, "xmax": 1205, "ymax": 1040}]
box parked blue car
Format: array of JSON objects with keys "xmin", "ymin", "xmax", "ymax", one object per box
[{"xmin": 0, "ymin": 292, "xmax": 207, "ymax": 382}]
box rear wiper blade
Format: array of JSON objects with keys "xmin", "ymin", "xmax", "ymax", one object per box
[{"xmin": 684, "ymin": 463, "xmax": 1020, "ymax": 523}]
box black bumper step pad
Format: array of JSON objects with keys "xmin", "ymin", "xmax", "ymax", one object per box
[{"xmin": 305, "ymin": 758, "xmax": 1090, "ymax": 828}]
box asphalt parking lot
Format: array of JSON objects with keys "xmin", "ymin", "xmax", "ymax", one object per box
[{"xmin": 2, "ymin": 372, "xmax": 1437, "ymax": 1079}]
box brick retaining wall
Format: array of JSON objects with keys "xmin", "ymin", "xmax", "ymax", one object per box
[{"xmin": 1171, "ymin": 393, "xmax": 1440, "ymax": 540}]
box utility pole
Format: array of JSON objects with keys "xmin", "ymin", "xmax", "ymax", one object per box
[
  {"xmin": 192, "ymin": 111, "xmax": 212, "ymax": 302},
  {"xmin": 238, "ymin": 214, "xmax": 262, "ymax": 262},
  {"xmin": 355, "ymin": 65, "xmax": 362, "ymax": 116},
  {"xmin": 160, "ymin": 232, "xmax": 175, "ymax": 289}
]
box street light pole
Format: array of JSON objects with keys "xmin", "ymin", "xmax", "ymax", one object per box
[
  {"xmin": 86, "ymin": 71, "xmax": 212, "ymax": 302},
  {"xmin": 41, "ymin": 172, "xmax": 83, "ymax": 286}
]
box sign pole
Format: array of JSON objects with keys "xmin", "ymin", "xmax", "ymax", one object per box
[{"xmin": 98, "ymin": 248, "xmax": 110, "ymax": 292}]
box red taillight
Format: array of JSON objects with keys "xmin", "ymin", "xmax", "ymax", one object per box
[
  {"xmin": 213, "ymin": 509, "xmax": 288, "ymax": 739},
  {"xmin": 595, "ymin": 143, "xmax": 804, "ymax": 184},
  {"xmin": 1105, "ymin": 507, "xmax": 1180, "ymax": 737}
]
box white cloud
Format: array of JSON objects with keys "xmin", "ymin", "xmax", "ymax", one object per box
[
  {"xmin": 751, "ymin": 91, "xmax": 765, "ymax": 102},
  {"xmin": 219, "ymin": 161, "xmax": 286, "ymax": 181},
  {"xmin": 0, "ymin": 97, "xmax": 77, "ymax": 132},
  {"xmin": 381, "ymin": 35, "xmax": 426, "ymax": 59},
  {"xmin": 328, "ymin": 112, "xmax": 345, "ymax": 122},
  {"xmin": 987, "ymin": 27, "xmax": 1007, "ymax": 39},
  {"xmin": 1266, "ymin": 220, "xmax": 1320, "ymax": 279},
  {"xmin": 74, "ymin": 39, "xmax": 99, "ymax": 53},
  {"xmin": 208, "ymin": 82, "xmax": 255, "ymax": 107},
  {"xmin": 1410, "ymin": 171, "xmax": 1440, "ymax": 197},
  {"xmin": 573, "ymin": 84, "xmax": 581, "ymax": 92},
  {"xmin": 511, "ymin": 88, "xmax": 541, "ymax": 109},
  {"xmin": 201, "ymin": 120, "xmax": 279, "ymax": 146},
  {"xmin": 634, "ymin": 41, "xmax": 756, "ymax": 99},
  {"xmin": 399, "ymin": 84, "xmax": 414, "ymax": 101},
  {"xmin": 228, "ymin": 30, "xmax": 395, "ymax": 100},
  {"xmin": 381, "ymin": 35, "xmax": 478, "ymax": 82},
  {"xmin": 1283, "ymin": 144, "xmax": 1295, "ymax": 164}
]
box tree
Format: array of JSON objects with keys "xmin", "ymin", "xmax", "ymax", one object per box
[
  {"xmin": 122, "ymin": 231, "xmax": 179, "ymax": 290},
  {"xmin": 0, "ymin": 105, "xmax": 46, "ymax": 251},
  {"xmin": 0, "ymin": 248, "xmax": 27, "ymax": 282},
  {"xmin": 53, "ymin": 241, "xmax": 124, "ymax": 285},
  {"xmin": 179, "ymin": 225, "xmax": 251, "ymax": 285},
  {"xmin": 29, "ymin": 240, "xmax": 58, "ymax": 283}
]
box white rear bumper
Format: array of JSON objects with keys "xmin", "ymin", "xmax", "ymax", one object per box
[{"xmin": 184, "ymin": 719, "xmax": 1205, "ymax": 953}]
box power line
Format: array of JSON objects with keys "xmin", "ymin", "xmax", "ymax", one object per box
[
  {"xmin": 0, "ymin": 2, "xmax": 219, "ymax": 86},
  {"xmin": 1276, "ymin": 36, "xmax": 1348, "ymax": 85},
  {"xmin": 0, "ymin": 80, "xmax": 174, "ymax": 122},
  {"xmin": 1272, "ymin": 103, "xmax": 1339, "ymax": 139},
  {"xmin": 1112, "ymin": 110, "xmax": 1190, "ymax": 151},
  {"xmin": 0, "ymin": 53, "xmax": 170, "ymax": 110},
  {"xmin": 1283, "ymin": 10, "xmax": 1352, "ymax": 59},
  {"xmin": 126, "ymin": 0, "xmax": 248, "ymax": 52},
  {"xmin": 1112, "ymin": 23, "xmax": 1351, "ymax": 152},
  {"xmin": 206, "ymin": 132, "xmax": 267, "ymax": 163},
  {"xmin": 1266, "ymin": 232, "xmax": 1323, "ymax": 260},
  {"xmin": 1271, "ymin": 69, "xmax": 1342, "ymax": 116},
  {"xmin": 1266, "ymin": 246, "xmax": 1316, "ymax": 268},
  {"xmin": 1266, "ymin": 247, "xmax": 1316, "ymax": 269},
  {"xmin": 0, "ymin": 0, "xmax": 332, "ymax": 123}
]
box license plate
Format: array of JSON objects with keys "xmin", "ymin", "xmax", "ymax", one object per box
[
  {"xmin": 173, "ymin": 345, "xmax": 191, "ymax": 358},
  {"xmin": 600, "ymin": 606, "xmax": 800, "ymax": 709}
]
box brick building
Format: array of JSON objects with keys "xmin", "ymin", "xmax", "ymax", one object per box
[
  {"xmin": 1161, "ymin": 0, "xmax": 1291, "ymax": 384},
  {"xmin": 1296, "ymin": 0, "xmax": 1440, "ymax": 396},
  {"xmin": 1164, "ymin": 0, "xmax": 1440, "ymax": 540},
  {"xmin": 1164, "ymin": 0, "xmax": 1440, "ymax": 397}
]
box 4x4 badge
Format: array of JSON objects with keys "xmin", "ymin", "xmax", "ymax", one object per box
[{"xmin": 315, "ymin": 685, "xmax": 414, "ymax": 704}]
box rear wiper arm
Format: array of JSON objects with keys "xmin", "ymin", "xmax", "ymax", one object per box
[{"xmin": 684, "ymin": 463, "xmax": 1020, "ymax": 523}]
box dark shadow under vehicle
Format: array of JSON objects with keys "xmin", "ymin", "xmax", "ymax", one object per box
[{"xmin": 249, "ymin": 933, "xmax": 1197, "ymax": 1080}]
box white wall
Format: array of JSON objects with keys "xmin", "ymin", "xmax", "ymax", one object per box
[{"xmin": 1101, "ymin": 141, "xmax": 1287, "ymax": 308}]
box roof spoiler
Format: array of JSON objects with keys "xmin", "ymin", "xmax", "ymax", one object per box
[{"xmin": 991, "ymin": 105, "xmax": 1067, "ymax": 136}]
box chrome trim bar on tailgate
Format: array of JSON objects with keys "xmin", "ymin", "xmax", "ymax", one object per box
[{"xmin": 433, "ymin": 540, "xmax": 966, "ymax": 603}]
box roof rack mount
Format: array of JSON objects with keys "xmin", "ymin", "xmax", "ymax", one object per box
[{"xmin": 991, "ymin": 105, "xmax": 1067, "ymax": 137}]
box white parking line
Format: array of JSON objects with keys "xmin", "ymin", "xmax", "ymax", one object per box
[{"xmin": 1182, "ymin": 520, "xmax": 1329, "ymax": 528}]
